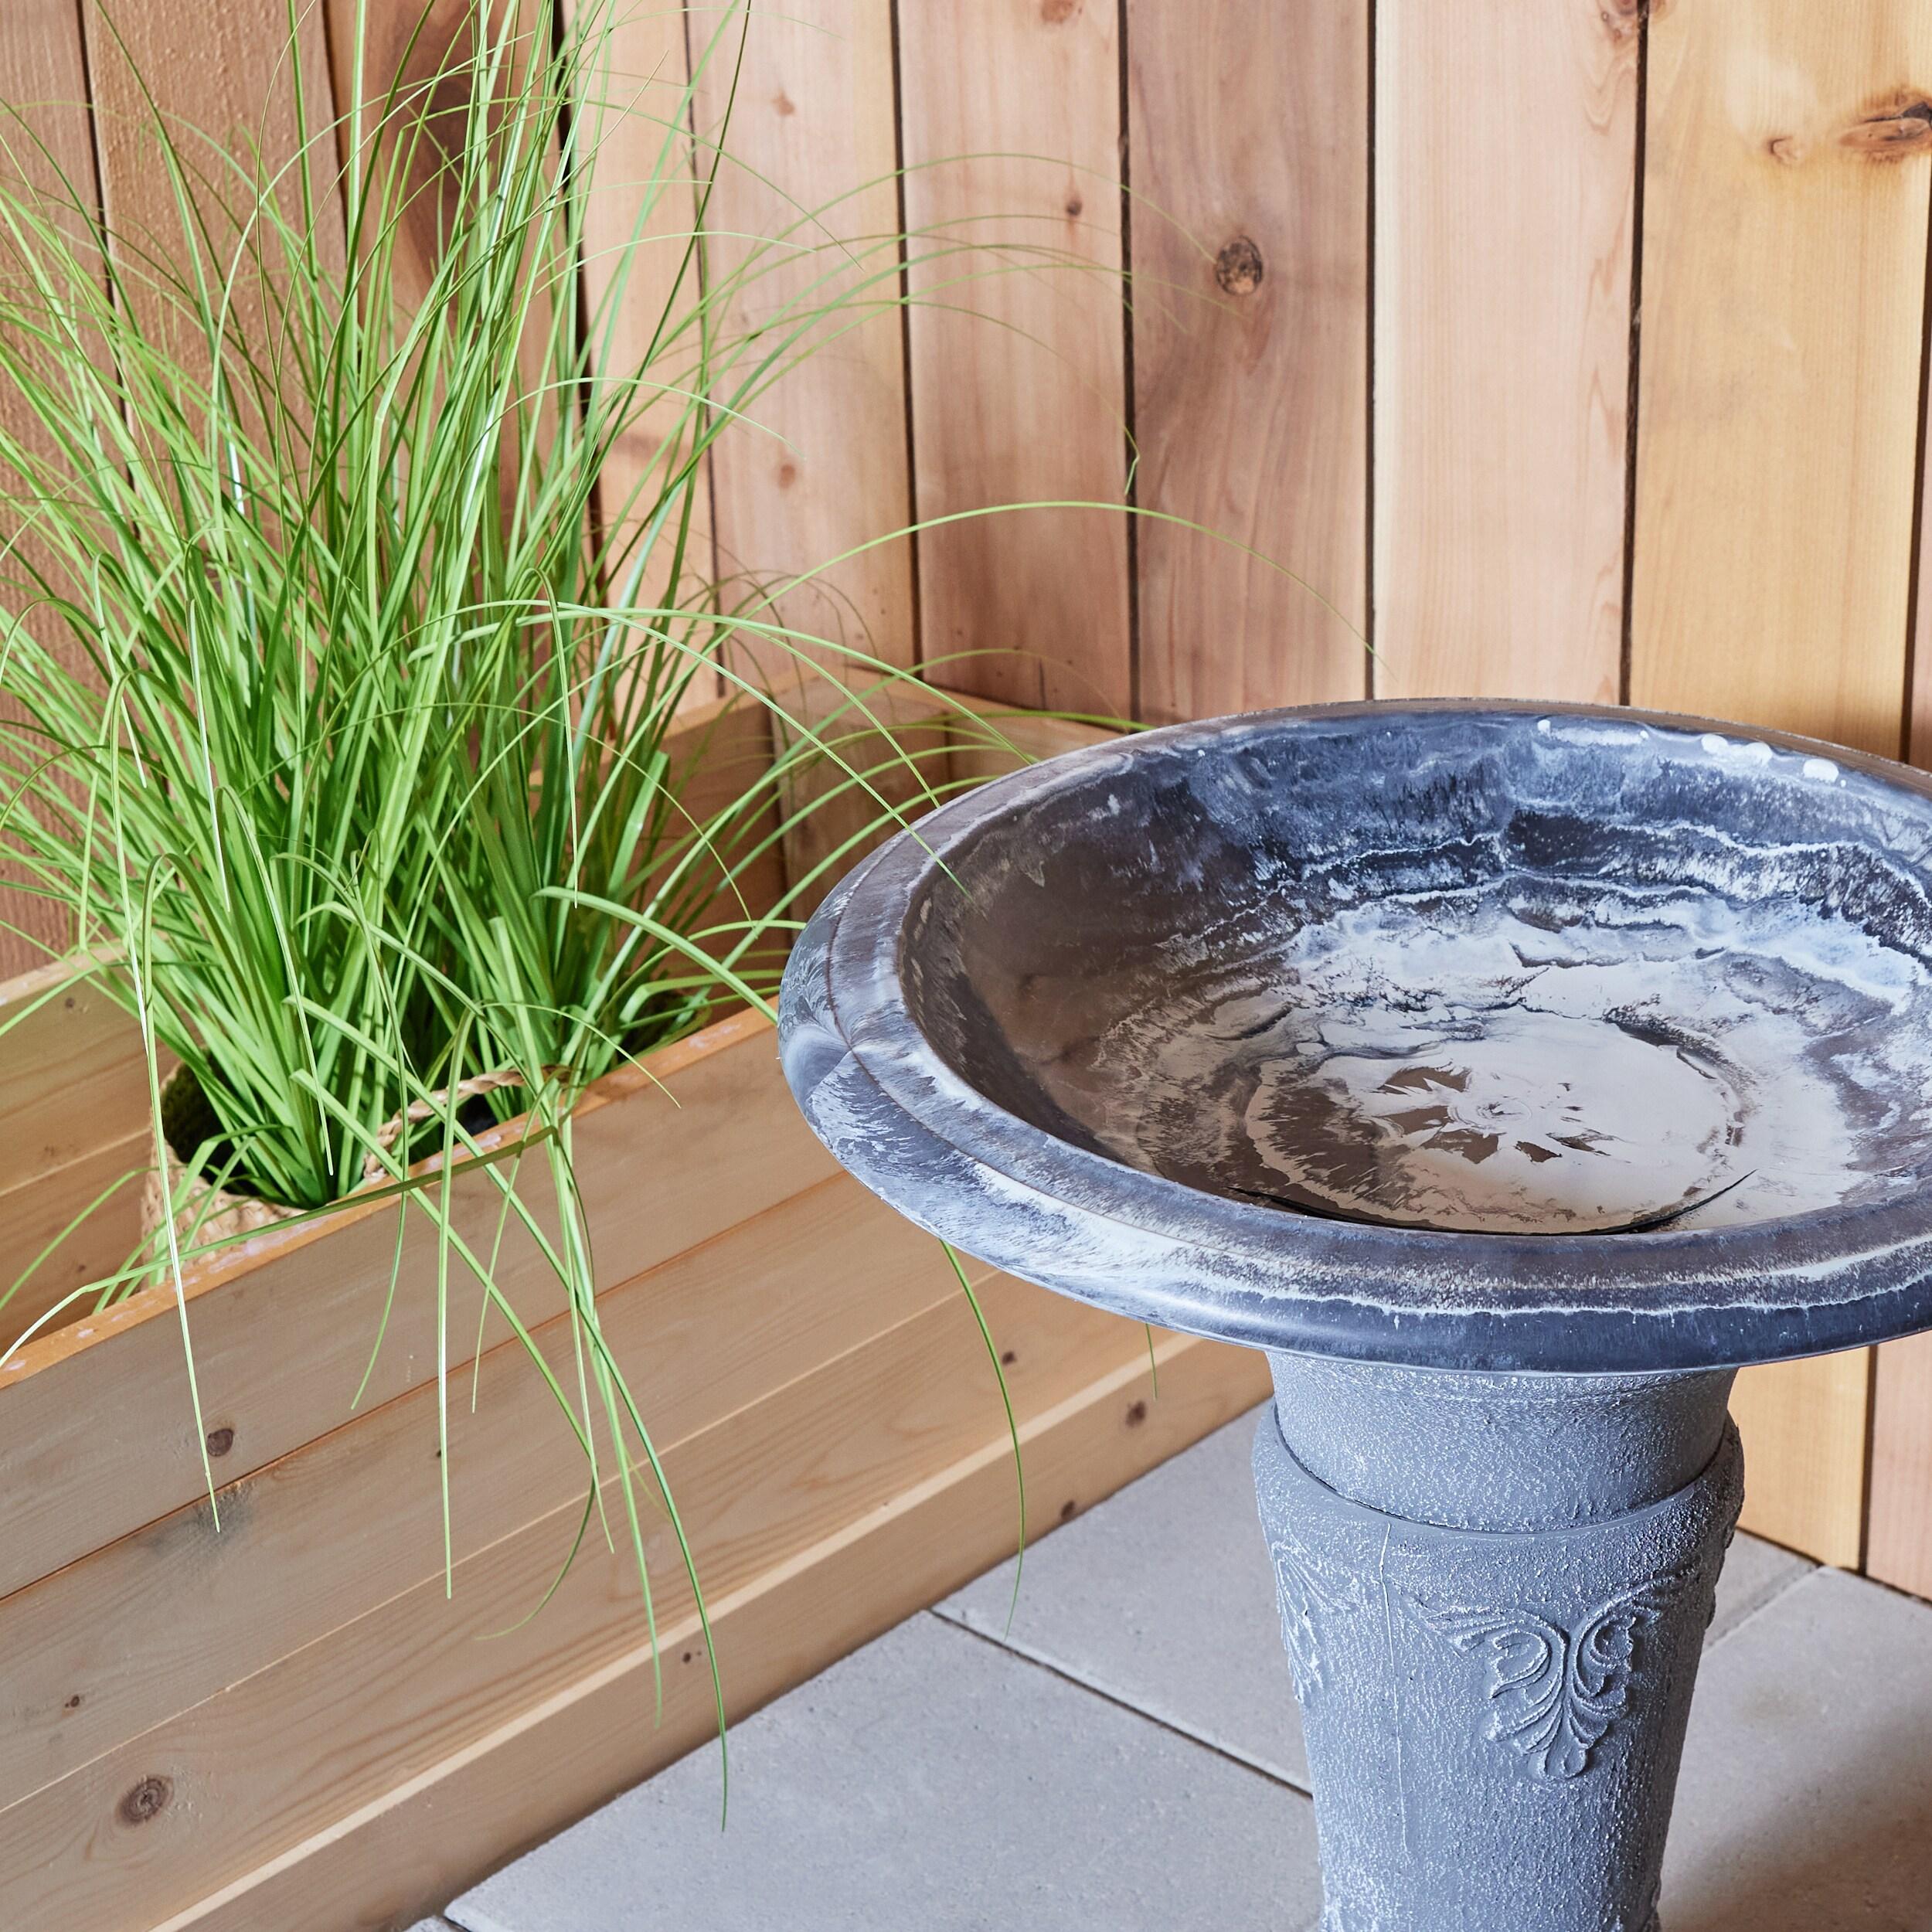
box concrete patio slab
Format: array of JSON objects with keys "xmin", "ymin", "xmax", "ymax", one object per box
[
  {"xmin": 449, "ymin": 1614, "xmax": 1325, "ymax": 1932},
  {"xmin": 1706, "ymin": 1516, "xmax": 1815, "ymax": 1644},
  {"xmin": 1663, "ymin": 1566, "xmax": 1932, "ymax": 1930},
  {"xmin": 939, "ymin": 1405, "xmax": 1308, "ymax": 1784},
  {"xmin": 447, "ymin": 1410, "xmax": 1920, "ymax": 1932},
  {"xmin": 939, "ymin": 1406, "xmax": 1814, "ymax": 1791}
]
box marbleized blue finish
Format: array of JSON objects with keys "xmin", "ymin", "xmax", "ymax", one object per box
[
  {"xmin": 780, "ymin": 702, "xmax": 1932, "ymax": 1374},
  {"xmin": 777, "ymin": 700, "xmax": 1932, "ymax": 1931}
]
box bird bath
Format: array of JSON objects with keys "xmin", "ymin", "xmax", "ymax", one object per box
[{"xmin": 778, "ymin": 702, "xmax": 1932, "ymax": 1931}]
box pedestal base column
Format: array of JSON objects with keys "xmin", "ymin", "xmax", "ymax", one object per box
[{"xmin": 1254, "ymin": 1355, "xmax": 1744, "ymax": 1932}]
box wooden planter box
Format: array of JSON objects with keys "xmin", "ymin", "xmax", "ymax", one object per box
[{"xmin": 0, "ymin": 694, "xmax": 1269, "ymax": 1932}]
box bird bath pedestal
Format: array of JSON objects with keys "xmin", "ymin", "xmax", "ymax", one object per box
[{"xmin": 779, "ymin": 702, "xmax": 1932, "ymax": 1932}]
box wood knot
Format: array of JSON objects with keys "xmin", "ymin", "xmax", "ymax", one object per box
[
  {"xmin": 63, "ymin": 1693, "xmax": 83, "ymax": 1711},
  {"xmin": 1840, "ymin": 98, "xmax": 1932, "ymax": 159},
  {"xmin": 119, "ymin": 1776, "xmax": 172, "ymax": 1827},
  {"xmin": 1064, "ymin": 193, "xmax": 1084, "ymax": 219},
  {"xmin": 206, "ymin": 1427, "xmax": 235, "ymax": 1458},
  {"xmin": 777, "ymin": 461, "xmax": 798, "ymax": 489},
  {"xmin": 999, "ymin": 1349, "xmax": 1017, "ymax": 1366},
  {"xmin": 1767, "ymin": 134, "xmax": 1806, "ymax": 165},
  {"xmin": 1214, "ymin": 236, "xmax": 1264, "ymax": 297},
  {"xmin": 1040, "ymin": 0, "xmax": 1080, "ymax": 21},
  {"xmin": 1598, "ymin": 0, "xmax": 1643, "ymax": 45},
  {"xmin": 1124, "ymin": 1398, "xmax": 1148, "ymax": 1427},
  {"xmin": 1059, "ymin": 1498, "xmax": 1078, "ymax": 1521},
  {"xmin": 772, "ymin": 90, "xmax": 796, "ymax": 117}
]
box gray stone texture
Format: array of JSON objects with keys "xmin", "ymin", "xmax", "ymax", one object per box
[
  {"xmin": 1257, "ymin": 1366, "xmax": 1743, "ymax": 1932},
  {"xmin": 784, "ymin": 705, "xmax": 1932, "ymax": 1374},
  {"xmin": 450, "ymin": 1614, "xmax": 1325, "ymax": 1932},
  {"xmin": 942, "ymin": 1407, "xmax": 1811, "ymax": 1796},
  {"xmin": 1663, "ymin": 1566, "xmax": 1932, "ymax": 1930},
  {"xmin": 940, "ymin": 1404, "xmax": 1310, "ymax": 1785},
  {"xmin": 444, "ymin": 1411, "xmax": 1924, "ymax": 1932}
]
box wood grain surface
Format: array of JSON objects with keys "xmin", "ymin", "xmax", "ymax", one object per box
[
  {"xmin": 1128, "ymin": 0, "xmax": 1369, "ymax": 719},
  {"xmin": 1374, "ymin": 0, "xmax": 1638, "ymax": 704},
  {"xmin": 898, "ymin": 0, "xmax": 1133, "ymax": 714},
  {"xmin": 694, "ymin": 1, "xmax": 916, "ymax": 692}
]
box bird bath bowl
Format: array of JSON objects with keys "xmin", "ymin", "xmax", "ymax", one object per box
[{"xmin": 778, "ymin": 702, "xmax": 1932, "ymax": 1931}]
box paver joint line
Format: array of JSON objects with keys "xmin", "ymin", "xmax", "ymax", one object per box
[
  {"xmin": 924, "ymin": 1606, "xmax": 1315, "ymax": 1796},
  {"xmin": 446, "ymin": 1906, "xmax": 516, "ymax": 1932},
  {"xmin": 447, "ymin": 1414, "xmax": 1932, "ymax": 1932},
  {"xmin": 1698, "ymin": 1546, "xmax": 1821, "ymax": 1654}
]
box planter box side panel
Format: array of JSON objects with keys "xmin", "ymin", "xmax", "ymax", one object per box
[
  {"xmin": 0, "ymin": 1158, "xmax": 938, "ymax": 1814},
  {"xmin": 0, "ymin": 1010, "xmax": 834, "ymax": 1600},
  {"xmin": 0, "ymin": 968, "xmax": 158, "ymax": 1354},
  {"xmin": 156, "ymin": 1332, "xmax": 1267, "ymax": 1932},
  {"xmin": 0, "ymin": 1264, "xmax": 1267, "ymax": 1932}
]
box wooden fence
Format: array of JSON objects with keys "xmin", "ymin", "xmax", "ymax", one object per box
[{"xmin": 5, "ymin": 0, "xmax": 1932, "ymax": 1593}]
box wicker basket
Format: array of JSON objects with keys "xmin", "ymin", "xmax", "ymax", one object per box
[{"xmin": 138, "ymin": 1064, "xmax": 537, "ymax": 1250}]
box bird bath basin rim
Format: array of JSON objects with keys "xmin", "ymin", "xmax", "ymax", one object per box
[{"xmin": 779, "ymin": 699, "xmax": 1932, "ymax": 1374}]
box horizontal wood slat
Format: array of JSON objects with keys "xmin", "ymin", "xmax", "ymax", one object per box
[
  {"xmin": 0, "ymin": 963, "xmax": 161, "ymax": 1353},
  {"xmin": 0, "ymin": 1138, "xmax": 150, "ymax": 1357},
  {"xmin": 0, "ymin": 1165, "xmax": 966, "ymax": 1813},
  {"xmin": 3, "ymin": 1260, "xmax": 1159, "ymax": 1924},
  {"xmin": 0, "ymin": 1274, "xmax": 1247, "ymax": 1930},
  {"xmin": 151, "ymin": 1330, "xmax": 1268, "ymax": 1932},
  {"xmin": 0, "ymin": 960, "xmax": 157, "ymax": 1201},
  {"xmin": 0, "ymin": 1008, "xmax": 835, "ymax": 1603}
]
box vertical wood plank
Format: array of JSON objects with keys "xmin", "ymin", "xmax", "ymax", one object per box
[
  {"xmin": 898, "ymin": 0, "xmax": 1132, "ymax": 716},
  {"xmin": 0, "ymin": 5, "xmax": 97, "ymax": 284},
  {"xmin": 0, "ymin": 2, "xmax": 97, "ymax": 313},
  {"xmin": 1629, "ymin": 0, "xmax": 1932, "ymax": 752},
  {"xmin": 693, "ymin": 1, "xmax": 915, "ymax": 696},
  {"xmin": 327, "ymin": 0, "xmax": 463, "ymax": 311},
  {"xmin": 574, "ymin": 0, "xmax": 721, "ymax": 705},
  {"xmin": 1906, "ymin": 21, "xmax": 1932, "ymax": 771},
  {"xmin": 327, "ymin": 0, "xmax": 545, "ymax": 313},
  {"xmin": 1128, "ymin": 0, "xmax": 1369, "ymax": 720},
  {"xmin": 0, "ymin": 0, "xmax": 102, "ymax": 979},
  {"xmin": 1729, "ymin": 1352, "xmax": 1870, "ymax": 1570},
  {"xmin": 1374, "ymin": 0, "xmax": 1638, "ymax": 704},
  {"xmin": 1869, "ymin": 1330, "xmax": 1932, "ymax": 1596},
  {"xmin": 81, "ymin": 0, "xmax": 345, "ymax": 307},
  {"xmin": 1628, "ymin": 0, "xmax": 1932, "ymax": 1566},
  {"xmin": 1913, "ymin": 460, "xmax": 1932, "ymax": 761},
  {"xmin": 1894, "ymin": 176, "xmax": 1932, "ymax": 1583}
]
